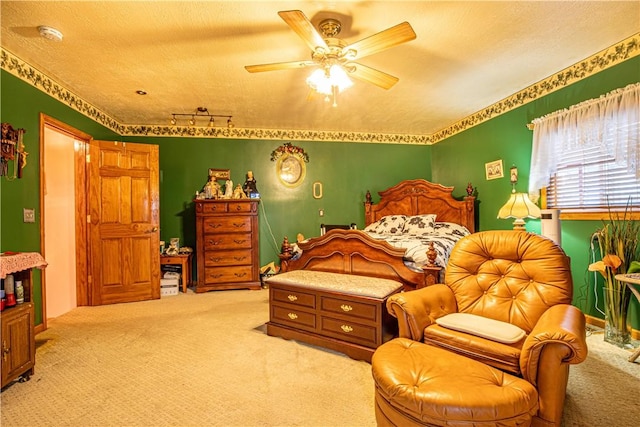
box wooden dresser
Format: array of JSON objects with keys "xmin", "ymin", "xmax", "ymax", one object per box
[{"xmin": 194, "ymin": 199, "xmax": 261, "ymax": 292}]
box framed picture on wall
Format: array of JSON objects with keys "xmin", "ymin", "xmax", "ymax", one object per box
[{"xmin": 485, "ymin": 160, "xmax": 504, "ymax": 180}]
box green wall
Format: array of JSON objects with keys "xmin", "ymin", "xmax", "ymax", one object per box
[
  {"xmin": 122, "ymin": 136, "xmax": 432, "ymax": 269},
  {"xmin": 2, "ymin": 55, "xmax": 638, "ymax": 330},
  {"xmin": 1, "ymin": 72, "xmax": 120, "ymax": 324},
  {"xmin": 431, "ymin": 56, "xmax": 640, "ymax": 327},
  {"xmin": 1, "ymin": 69, "xmax": 431, "ymax": 325}
]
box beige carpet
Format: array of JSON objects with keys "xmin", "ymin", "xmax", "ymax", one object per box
[{"xmin": 1, "ymin": 289, "xmax": 638, "ymax": 427}]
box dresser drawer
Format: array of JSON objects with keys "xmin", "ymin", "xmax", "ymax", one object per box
[
  {"xmin": 203, "ymin": 233, "xmax": 253, "ymax": 250},
  {"xmin": 203, "ymin": 216, "xmax": 252, "ymax": 233},
  {"xmin": 204, "ymin": 249, "xmax": 253, "ymax": 266},
  {"xmin": 320, "ymin": 316, "xmax": 377, "ymax": 347},
  {"xmin": 227, "ymin": 202, "xmax": 255, "ymax": 213},
  {"xmin": 204, "ymin": 266, "xmax": 253, "ymax": 284},
  {"xmin": 320, "ymin": 296, "xmax": 378, "ymax": 323},
  {"xmin": 271, "ymin": 304, "xmax": 316, "ymax": 331},
  {"xmin": 271, "ymin": 287, "xmax": 316, "ymax": 309},
  {"xmin": 200, "ymin": 203, "xmax": 228, "ymax": 214}
]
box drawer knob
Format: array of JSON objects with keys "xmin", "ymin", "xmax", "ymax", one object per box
[
  {"xmin": 287, "ymin": 295, "xmax": 298, "ymax": 302},
  {"xmin": 288, "ymin": 313, "xmax": 298, "ymax": 320},
  {"xmin": 341, "ymin": 325, "xmax": 353, "ymax": 333},
  {"xmin": 340, "ymin": 304, "xmax": 353, "ymax": 312}
]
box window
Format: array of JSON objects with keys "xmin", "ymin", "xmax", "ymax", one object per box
[{"xmin": 529, "ymin": 83, "xmax": 639, "ymax": 219}]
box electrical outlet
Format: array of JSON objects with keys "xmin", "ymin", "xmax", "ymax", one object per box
[
  {"xmin": 23, "ymin": 208, "xmax": 35, "ymax": 223},
  {"xmin": 319, "ymin": 209, "xmax": 324, "ymax": 217}
]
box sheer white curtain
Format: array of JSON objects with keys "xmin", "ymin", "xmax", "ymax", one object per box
[{"xmin": 529, "ymin": 82, "xmax": 640, "ymax": 196}]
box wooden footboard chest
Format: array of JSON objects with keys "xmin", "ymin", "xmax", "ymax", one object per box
[{"xmin": 264, "ymin": 270, "xmax": 403, "ymax": 362}]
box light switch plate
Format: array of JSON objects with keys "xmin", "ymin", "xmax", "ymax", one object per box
[{"xmin": 23, "ymin": 208, "xmax": 35, "ymax": 223}]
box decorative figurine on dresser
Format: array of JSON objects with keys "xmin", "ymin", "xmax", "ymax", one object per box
[
  {"xmin": 243, "ymin": 170, "xmax": 259, "ymax": 198},
  {"xmin": 194, "ymin": 169, "xmax": 261, "ymax": 292}
]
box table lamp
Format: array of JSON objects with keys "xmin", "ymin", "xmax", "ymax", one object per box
[{"xmin": 497, "ymin": 192, "xmax": 541, "ymax": 230}]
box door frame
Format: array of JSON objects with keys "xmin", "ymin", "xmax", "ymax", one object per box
[{"xmin": 38, "ymin": 114, "xmax": 92, "ymax": 333}]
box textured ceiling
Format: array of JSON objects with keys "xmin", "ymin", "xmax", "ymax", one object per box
[{"xmin": 1, "ymin": 1, "xmax": 639, "ymax": 141}]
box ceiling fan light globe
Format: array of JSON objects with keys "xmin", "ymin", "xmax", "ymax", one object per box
[
  {"xmin": 307, "ymin": 69, "xmax": 333, "ymax": 95},
  {"xmin": 329, "ymin": 64, "xmax": 353, "ymax": 92}
]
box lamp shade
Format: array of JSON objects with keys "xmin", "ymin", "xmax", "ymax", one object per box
[{"xmin": 497, "ymin": 192, "xmax": 541, "ymax": 230}]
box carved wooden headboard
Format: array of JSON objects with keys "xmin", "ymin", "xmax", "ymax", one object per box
[{"xmin": 364, "ymin": 179, "xmax": 476, "ymax": 233}]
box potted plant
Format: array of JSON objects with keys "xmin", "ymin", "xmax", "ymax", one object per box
[{"xmin": 589, "ymin": 204, "xmax": 640, "ymax": 348}]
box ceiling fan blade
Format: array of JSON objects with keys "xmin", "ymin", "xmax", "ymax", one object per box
[
  {"xmin": 278, "ymin": 10, "xmax": 329, "ymax": 53},
  {"xmin": 245, "ymin": 60, "xmax": 316, "ymax": 73},
  {"xmin": 347, "ymin": 63, "xmax": 399, "ymax": 90},
  {"xmin": 343, "ymin": 22, "xmax": 416, "ymax": 60}
]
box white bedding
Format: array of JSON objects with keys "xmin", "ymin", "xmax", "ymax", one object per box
[
  {"xmin": 365, "ymin": 221, "xmax": 470, "ymax": 271},
  {"xmin": 290, "ymin": 220, "xmax": 470, "ymax": 273}
]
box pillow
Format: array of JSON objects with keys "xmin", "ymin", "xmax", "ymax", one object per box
[
  {"xmin": 364, "ymin": 215, "xmax": 407, "ymax": 235},
  {"xmin": 435, "ymin": 313, "xmax": 526, "ymax": 344},
  {"xmin": 433, "ymin": 222, "xmax": 471, "ymax": 237},
  {"xmin": 402, "ymin": 214, "xmax": 437, "ymax": 235}
]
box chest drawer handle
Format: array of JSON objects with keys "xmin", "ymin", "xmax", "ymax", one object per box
[
  {"xmin": 288, "ymin": 313, "xmax": 298, "ymax": 320},
  {"xmin": 234, "ymin": 272, "xmax": 247, "ymax": 278},
  {"xmin": 233, "ymin": 256, "xmax": 247, "ymax": 261},
  {"xmin": 208, "ymin": 239, "xmax": 221, "ymax": 246},
  {"xmin": 340, "ymin": 304, "xmax": 353, "ymax": 312},
  {"xmin": 209, "ymin": 274, "xmax": 223, "ymax": 279},
  {"xmin": 341, "ymin": 325, "xmax": 353, "ymax": 333},
  {"xmin": 287, "ymin": 295, "xmax": 298, "ymax": 302},
  {"xmin": 208, "ymin": 224, "xmax": 222, "ymax": 229},
  {"xmin": 208, "ymin": 257, "xmax": 222, "ymax": 262},
  {"xmin": 233, "ymin": 223, "xmax": 245, "ymax": 228},
  {"xmin": 233, "ymin": 239, "xmax": 247, "ymax": 244}
]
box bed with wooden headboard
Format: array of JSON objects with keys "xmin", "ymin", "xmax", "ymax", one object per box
[{"xmin": 279, "ymin": 179, "xmax": 476, "ymax": 291}]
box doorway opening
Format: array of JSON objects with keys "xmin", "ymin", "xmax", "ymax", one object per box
[{"xmin": 39, "ymin": 114, "xmax": 90, "ymax": 332}]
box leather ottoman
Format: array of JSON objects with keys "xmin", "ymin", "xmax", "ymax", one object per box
[{"xmin": 372, "ymin": 338, "xmax": 539, "ymax": 426}]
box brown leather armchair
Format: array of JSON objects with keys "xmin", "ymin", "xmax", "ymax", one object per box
[{"xmin": 386, "ymin": 230, "xmax": 588, "ymax": 427}]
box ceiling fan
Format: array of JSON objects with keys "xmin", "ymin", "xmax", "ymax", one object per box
[{"xmin": 245, "ymin": 10, "xmax": 416, "ymax": 103}]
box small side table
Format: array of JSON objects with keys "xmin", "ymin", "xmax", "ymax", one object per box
[
  {"xmin": 614, "ymin": 273, "xmax": 640, "ymax": 363},
  {"xmin": 161, "ymin": 253, "xmax": 193, "ymax": 293}
]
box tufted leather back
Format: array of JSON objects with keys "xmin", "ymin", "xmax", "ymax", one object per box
[{"xmin": 445, "ymin": 230, "xmax": 573, "ymax": 333}]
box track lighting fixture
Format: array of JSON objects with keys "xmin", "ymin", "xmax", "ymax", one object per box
[{"xmin": 170, "ymin": 107, "xmax": 233, "ymax": 128}]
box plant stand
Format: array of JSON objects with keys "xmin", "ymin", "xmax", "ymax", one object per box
[{"xmin": 614, "ymin": 273, "xmax": 640, "ymax": 362}]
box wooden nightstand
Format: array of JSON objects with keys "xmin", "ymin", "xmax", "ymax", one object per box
[{"xmin": 160, "ymin": 253, "xmax": 193, "ymax": 293}]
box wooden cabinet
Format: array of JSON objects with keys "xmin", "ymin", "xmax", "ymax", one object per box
[
  {"xmin": 195, "ymin": 199, "xmax": 261, "ymax": 292},
  {"xmin": 267, "ymin": 281, "xmax": 401, "ymax": 362},
  {"xmin": 1, "ymin": 267, "xmax": 36, "ymax": 389}
]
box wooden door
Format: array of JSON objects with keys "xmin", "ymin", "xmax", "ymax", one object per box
[{"xmin": 88, "ymin": 141, "xmax": 160, "ymax": 305}]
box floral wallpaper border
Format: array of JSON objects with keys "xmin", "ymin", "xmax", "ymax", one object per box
[{"xmin": 2, "ymin": 33, "xmax": 638, "ymax": 145}]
